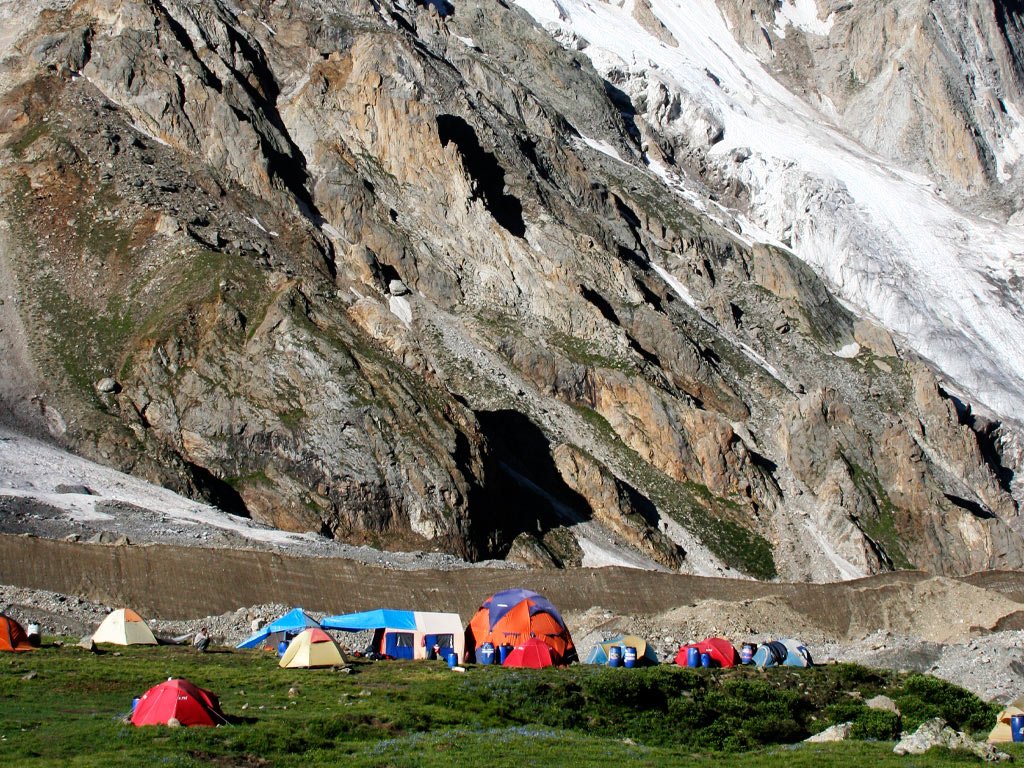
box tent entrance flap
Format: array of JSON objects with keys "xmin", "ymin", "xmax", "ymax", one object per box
[
  {"xmin": 385, "ymin": 631, "xmax": 415, "ymax": 659},
  {"xmin": 424, "ymin": 633, "xmax": 454, "ymax": 659}
]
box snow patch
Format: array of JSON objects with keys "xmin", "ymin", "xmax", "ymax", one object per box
[
  {"xmin": 834, "ymin": 342, "xmax": 860, "ymax": 359},
  {"xmin": 389, "ymin": 295, "xmax": 413, "ymax": 326},
  {"xmin": 775, "ymin": 0, "xmax": 834, "ymax": 37}
]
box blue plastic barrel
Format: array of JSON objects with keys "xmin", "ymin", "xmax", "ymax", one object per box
[
  {"xmin": 131, "ymin": 697, "xmax": 140, "ymax": 713},
  {"xmin": 608, "ymin": 646, "xmax": 622, "ymax": 668},
  {"xmin": 447, "ymin": 652, "xmax": 459, "ymax": 668},
  {"xmin": 498, "ymin": 644, "xmax": 512, "ymax": 665},
  {"xmin": 700, "ymin": 652, "xmax": 712, "ymax": 668},
  {"xmin": 623, "ymin": 647, "xmax": 638, "ymax": 668},
  {"xmin": 740, "ymin": 643, "xmax": 755, "ymax": 665},
  {"xmin": 477, "ymin": 642, "xmax": 495, "ymax": 665},
  {"xmin": 686, "ymin": 647, "xmax": 699, "ymax": 667},
  {"xmin": 277, "ymin": 639, "xmax": 288, "ymax": 657},
  {"xmin": 1012, "ymin": 715, "xmax": 1024, "ymax": 743}
]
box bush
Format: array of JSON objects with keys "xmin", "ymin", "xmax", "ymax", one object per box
[
  {"xmin": 896, "ymin": 675, "xmax": 998, "ymax": 734},
  {"xmin": 850, "ymin": 709, "xmax": 901, "ymax": 741}
]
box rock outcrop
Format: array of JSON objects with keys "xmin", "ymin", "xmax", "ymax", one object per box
[{"xmin": 0, "ymin": 0, "xmax": 1021, "ymax": 580}]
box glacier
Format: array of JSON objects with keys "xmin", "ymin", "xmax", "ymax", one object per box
[{"xmin": 513, "ymin": 0, "xmax": 1024, "ymax": 424}]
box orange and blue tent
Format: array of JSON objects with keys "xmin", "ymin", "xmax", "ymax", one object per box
[
  {"xmin": 0, "ymin": 614, "xmax": 32, "ymax": 652},
  {"xmin": 465, "ymin": 588, "xmax": 576, "ymax": 664}
]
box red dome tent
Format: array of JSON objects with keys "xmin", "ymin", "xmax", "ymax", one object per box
[
  {"xmin": 504, "ymin": 637, "xmax": 556, "ymax": 669},
  {"xmin": 674, "ymin": 637, "xmax": 740, "ymax": 668},
  {"xmin": 466, "ymin": 588, "xmax": 576, "ymax": 664},
  {"xmin": 0, "ymin": 615, "xmax": 33, "ymax": 652},
  {"xmin": 131, "ymin": 679, "xmax": 227, "ymax": 727}
]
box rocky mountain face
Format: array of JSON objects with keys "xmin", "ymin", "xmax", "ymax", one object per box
[{"xmin": 0, "ymin": 0, "xmax": 1022, "ymax": 581}]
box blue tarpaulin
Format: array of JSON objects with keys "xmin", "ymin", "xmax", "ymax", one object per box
[
  {"xmin": 236, "ymin": 608, "xmax": 320, "ymax": 649},
  {"xmin": 320, "ymin": 609, "xmax": 417, "ymax": 632}
]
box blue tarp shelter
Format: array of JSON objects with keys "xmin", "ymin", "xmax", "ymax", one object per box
[
  {"xmin": 321, "ymin": 609, "xmax": 465, "ymax": 661},
  {"xmin": 236, "ymin": 608, "xmax": 320, "ymax": 649}
]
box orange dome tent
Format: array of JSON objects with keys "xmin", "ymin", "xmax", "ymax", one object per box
[
  {"xmin": 466, "ymin": 588, "xmax": 576, "ymax": 664},
  {"xmin": 0, "ymin": 614, "xmax": 32, "ymax": 652}
]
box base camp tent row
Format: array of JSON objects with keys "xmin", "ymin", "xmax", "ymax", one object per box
[
  {"xmin": 92, "ymin": 609, "xmax": 158, "ymax": 646},
  {"xmin": 321, "ymin": 609, "xmax": 465, "ymax": 662}
]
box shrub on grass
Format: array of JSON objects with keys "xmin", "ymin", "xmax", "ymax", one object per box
[
  {"xmin": 896, "ymin": 675, "xmax": 997, "ymax": 734},
  {"xmin": 850, "ymin": 709, "xmax": 901, "ymax": 741}
]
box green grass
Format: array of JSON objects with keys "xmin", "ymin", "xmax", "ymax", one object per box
[{"xmin": 0, "ymin": 644, "xmax": 1003, "ymax": 767}]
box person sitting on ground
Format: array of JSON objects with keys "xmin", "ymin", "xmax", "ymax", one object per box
[
  {"xmin": 193, "ymin": 627, "xmax": 210, "ymax": 652},
  {"xmin": 26, "ymin": 620, "xmax": 41, "ymax": 648}
]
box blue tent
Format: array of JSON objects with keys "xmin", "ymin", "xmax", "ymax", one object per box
[
  {"xmin": 321, "ymin": 609, "xmax": 417, "ymax": 632},
  {"xmin": 585, "ymin": 634, "xmax": 659, "ymax": 666},
  {"xmin": 236, "ymin": 608, "xmax": 320, "ymax": 649},
  {"xmin": 752, "ymin": 638, "xmax": 813, "ymax": 668}
]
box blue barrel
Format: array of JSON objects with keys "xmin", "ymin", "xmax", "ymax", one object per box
[
  {"xmin": 608, "ymin": 646, "xmax": 622, "ymax": 668},
  {"xmin": 686, "ymin": 647, "xmax": 699, "ymax": 667},
  {"xmin": 131, "ymin": 697, "xmax": 140, "ymax": 713},
  {"xmin": 740, "ymin": 643, "xmax": 755, "ymax": 665},
  {"xmin": 477, "ymin": 643, "xmax": 495, "ymax": 665},
  {"xmin": 498, "ymin": 644, "xmax": 513, "ymax": 665},
  {"xmin": 1012, "ymin": 715, "xmax": 1024, "ymax": 743},
  {"xmin": 447, "ymin": 651, "xmax": 459, "ymax": 668},
  {"xmin": 623, "ymin": 647, "xmax": 638, "ymax": 668},
  {"xmin": 700, "ymin": 652, "xmax": 712, "ymax": 668},
  {"xmin": 277, "ymin": 639, "xmax": 288, "ymax": 657}
]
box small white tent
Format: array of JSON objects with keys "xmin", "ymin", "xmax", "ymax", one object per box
[{"xmin": 92, "ymin": 608, "xmax": 158, "ymax": 646}]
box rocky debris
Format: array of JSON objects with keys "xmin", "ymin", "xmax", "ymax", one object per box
[
  {"xmin": 893, "ymin": 718, "xmax": 1010, "ymax": 761},
  {"xmin": 806, "ymin": 722, "xmax": 852, "ymax": 743}
]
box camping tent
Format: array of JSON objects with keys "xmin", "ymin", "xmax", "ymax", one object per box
[
  {"xmin": 0, "ymin": 614, "xmax": 33, "ymax": 652},
  {"xmin": 674, "ymin": 637, "xmax": 740, "ymax": 668},
  {"xmin": 131, "ymin": 678, "xmax": 227, "ymax": 727},
  {"xmin": 321, "ymin": 609, "xmax": 465, "ymax": 662},
  {"xmin": 752, "ymin": 639, "xmax": 813, "ymax": 668},
  {"xmin": 236, "ymin": 608, "xmax": 320, "ymax": 650},
  {"xmin": 504, "ymin": 637, "xmax": 555, "ymax": 668},
  {"xmin": 586, "ymin": 634, "xmax": 659, "ymax": 666},
  {"xmin": 465, "ymin": 588, "xmax": 576, "ymax": 664},
  {"xmin": 988, "ymin": 702, "xmax": 1024, "ymax": 743},
  {"xmin": 92, "ymin": 609, "xmax": 158, "ymax": 646},
  {"xmin": 279, "ymin": 628, "xmax": 348, "ymax": 669}
]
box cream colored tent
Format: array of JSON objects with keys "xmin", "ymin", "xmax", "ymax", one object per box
[
  {"xmin": 91, "ymin": 608, "xmax": 158, "ymax": 646},
  {"xmin": 279, "ymin": 628, "xmax": 347, "ymax": 668},
  {"xmin": 988, "ymin": 704, "xmax": 1024, "ymax": 743}
]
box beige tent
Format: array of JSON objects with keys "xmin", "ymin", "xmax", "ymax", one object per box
[
  {"xmin": 91, "ymin": 608, "xmax": 158, "ymax": 646},
  {"xmin": 279, "ymin": 628, "xmax": 347, "ymax": 668},
  {"xmin": 988, "ymin": 703, "xmax": 1024, "ymax": 743}
]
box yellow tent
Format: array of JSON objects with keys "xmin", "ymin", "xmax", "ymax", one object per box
[
  {"xmin": 91, "ymin": 608, "xmax": 158, "ymax": 646},
  {"xmin": 279, "ymin": 628, "xmax": 347, "ymax": 669},
  {"xmin": 988, "ymin": 704, "xmax": 1024, "ymax": 743}
]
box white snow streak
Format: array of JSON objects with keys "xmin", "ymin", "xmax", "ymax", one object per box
[{"xmin": 514, "ymin": 0, "xmax": 1024, "ymax": 422}]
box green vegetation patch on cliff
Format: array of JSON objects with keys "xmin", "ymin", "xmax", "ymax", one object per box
[{"xmin": 574, "ymin": 405, "xmax": 776, "ymax": 579}]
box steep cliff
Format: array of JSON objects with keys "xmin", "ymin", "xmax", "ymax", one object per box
[{"xmin": 0, "ymin": 0, "xmax": 1021, "ymax": 580}]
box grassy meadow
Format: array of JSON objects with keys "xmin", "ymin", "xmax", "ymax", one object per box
[{"xmin": 0, "ymin": 640, "xmax": 1014, "ymax": 767}]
